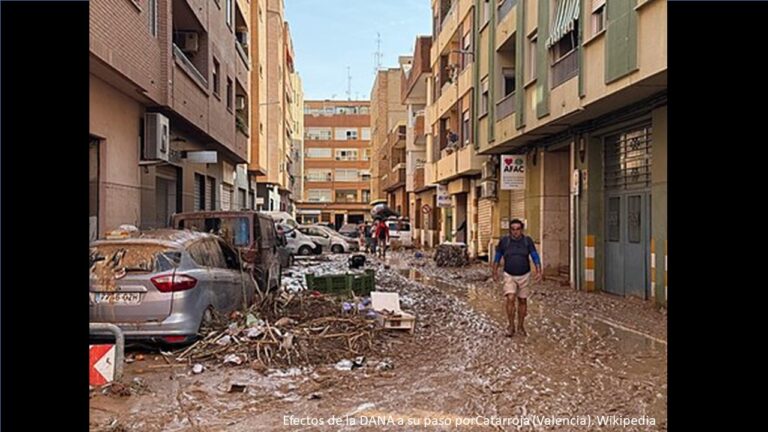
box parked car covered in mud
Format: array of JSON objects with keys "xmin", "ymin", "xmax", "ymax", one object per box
[
  {"xmin": 89, "ymin": 230, "xmax": 257, "ymax": 344},
  {"xmin": 171, "ymin": 211, "xmax": 282, "ymax": 291}
]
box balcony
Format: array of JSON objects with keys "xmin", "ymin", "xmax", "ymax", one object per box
[
  {"xmin": 435, "ymin": 144, "xmax": 483, "ymax": 183},
  {"xmin": 173, "ymin": 44, "xmax": 208, "ymax": 91},
  {"xmin": 552, "ymin": 50, "xmax": 579, "ymax": 89},
  {"xmin": 384, "ymin": 167, "xmax": 406, "ymax": 192},
  {"xmin": 413, "ymin": 167, "xmax": 426, "ymax": 191},
  {"xmin": 402, "ymin": 37, "xmax": 433, "ymax": 102},
  {"xmin": 497, "ymin": 0, "xmax": 516, "ymax": 24},
  {"xmin": 496, "ymin": 92, "xmax": 516, "ymax": 120}
]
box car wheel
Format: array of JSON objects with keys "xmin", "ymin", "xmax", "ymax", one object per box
[
  {"xmin": 331, "ymin": 244, "xmax": 344, "ymax": 254},
  {"xmin": 298, "ymin": 245, "xmax": 312, "ymax": 255}
]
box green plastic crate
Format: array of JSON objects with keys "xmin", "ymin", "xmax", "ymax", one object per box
[{"xmin": 305, "ymin": 269, "xmax": 375, "ymax": 297}]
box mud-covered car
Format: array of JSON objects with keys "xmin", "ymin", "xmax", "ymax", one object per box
[{"xmin": 89, "ymin": 230, "xmax": 256, "ymax": 344}]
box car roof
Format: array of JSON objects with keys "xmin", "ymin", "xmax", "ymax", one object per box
[{"xmin": 91, "ymin": 229, "xmax": 216, "ymax": 249}]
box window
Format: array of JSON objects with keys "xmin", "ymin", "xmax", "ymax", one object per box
[
  {"xmin": 361, "ymin": 127, "xmax": 371, "ymax": 140},
  {"xmin": 553, "ymin": 26, "xmax": 578, "ymax": 62},
  {"xmin": 249, "ymin": 190, "xmax": 255, "ymax": 209},
  {"xmin": 205, "ymin": 176, "xmax": 216, "ymax": 210},
  {"xmin": 359, "ymin": 106, "xmax": 370, "ymax": 114},
  {"xmin": 502, "ymin": 68, "xmax": 516, "ymax": 97},
  {"xmin": 307, "ymin": 189, "xmax": 332, "ymax": 202},
  {"xmin": 335, "ymin": 149, "xmax": 359, "ymax": 161},
  {"xmin": 226, "ymin": 78, "xmax": 233, "ymax": 111},
  {"xmin": 335, "ymin": 169, "xmax": 359, "ymax": 182},
  {"xmin": 461, "ymin": 32, "xmax": 473, "ymax": 70},
  {"xmin": 238, "ymin": 188, "xmax": 247, "ymax": 209},
  {"xmin": 527, "ymin": 32, "xmax": 538, "ymax": 82},
  {"xmin": 212, "ymin": 59, "xmax": 221, "ymax": 96},
  {"xmin": 363, "ymin": 148, "xmax": 371, "ymax": 161},
  {"xmin": 306, "ymin": 169, "xmax": 333, "ymax": 182},
  {"xmin": 480, "ymin": 78, "xmax": 489, "ymax": 117},
  {"xmin": 361, "ymin": 190, "xmax": 371, "ymax": 203},
  {"xmin": 306, "ymin": 148, "xmax": 332, "ymax": 159},
  {"xmin": 482, "ymin": 0, "xmax": 491, "ymax": 26},
  {"xmin": 592, "ymin": 2, "xmax": 606, "ymax": 36},
  {"xmin": 195, "ymin": 174, "xmax": 205, "ymax": 210},
  {"xmin": 226, "ymin": 0, "xmax": 233, "ymax": 28},
  {"xmin": 462, "ymin": 110, "xmax": 471, "ymax": 145},
  {"xmin": 148, "ymin": 0, "xmax": 158, "ymax": 37},
  {"xmin": 305, "ymin": 127, "xmax": 332, "ymax": 140},
  {"xmin": 335, "ymin": 190, "xmax": 358, "ymax": 203},
  {"xmin": 221, "ymin": 183, "xmax": 234, "ymax": 210},
  {"xmin": 334, "ymin": 128, "xmax": 358, "ymax": 140}
]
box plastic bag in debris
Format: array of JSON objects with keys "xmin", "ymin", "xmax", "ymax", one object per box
[
  {"xmin": 335, "ymin": 359, "xmax": 354, "ymax": 371},
  {"xmin": 192, "ymin": 364, "xmax": 204, "ymax": 374},
  {"xmin": 223, "ymin": 354, "xmax": 244, "ymax": 365},
  {"xmin": 375, "ymin": 359, "xmax": 394, "ymax": 371},
  {"xmin": 246, "ymin": 313, "xmax": 260, "ymax": 327}
]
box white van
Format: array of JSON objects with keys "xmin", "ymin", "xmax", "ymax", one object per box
[{"xmin": 386, "ymin": 219, "xmax": 412, "ymax": 248}]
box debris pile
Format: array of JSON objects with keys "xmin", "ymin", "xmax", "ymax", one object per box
[
  {"xmin": 173, "ymin": 293, "xmax": 385, "ymax": 368},
  {"xmin": 433, "ymin": 243, "xmax": 469, "ymax": 267}
]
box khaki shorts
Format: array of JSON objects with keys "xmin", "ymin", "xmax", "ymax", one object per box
[{"xmin": 502, "ymin": 272, "xmax": 531, "ymax": 299}]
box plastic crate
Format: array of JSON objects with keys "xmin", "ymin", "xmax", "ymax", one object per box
[{"xmin": 305, "ymin": 269, "xmax": 375, "ymax": 297}]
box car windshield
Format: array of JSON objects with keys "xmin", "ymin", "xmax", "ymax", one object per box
[{"xmin": 179, "ymin": 217, "xmax": 250, "ymax": 247}]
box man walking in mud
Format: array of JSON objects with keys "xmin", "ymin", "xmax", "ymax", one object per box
[{"xmin": 492, "ymin": 219, "xmax": 542, "ymax": 337}]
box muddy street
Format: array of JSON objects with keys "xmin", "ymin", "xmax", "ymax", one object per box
[{"xmin": 90, "ymin": 252, "xmax": 667, "ymax": 432}]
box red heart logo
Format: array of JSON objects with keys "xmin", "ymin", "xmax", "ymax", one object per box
[{"xmin": 504, "ymin": 158, "xmax": 514, "ymax": 166}]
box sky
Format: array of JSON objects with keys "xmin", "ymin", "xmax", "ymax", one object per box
[{"xmin": 285, "ymin": 0, "xmax": 433, "ymax": 101}]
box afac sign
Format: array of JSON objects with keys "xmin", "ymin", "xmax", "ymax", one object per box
[{"xmin": 500, "ymin": 155, "xmax": 526, "ymax": 190}]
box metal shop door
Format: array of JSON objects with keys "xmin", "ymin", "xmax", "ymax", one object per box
[{"xmin": 604, "ymin": 125, "xmax": 652, "ymax": 299}]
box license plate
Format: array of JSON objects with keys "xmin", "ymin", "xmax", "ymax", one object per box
[{"xmin": 94, "ymin": 292, "xmax": 142, "ymax": 305}]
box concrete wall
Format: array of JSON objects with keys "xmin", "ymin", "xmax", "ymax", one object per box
[
  {"xmin": 89, "ymin": 76, "xmax": 143, "ymax": 232},
  {"xmin": 540, "ymin": 148, "xmax": 570, "ymax": 277}
]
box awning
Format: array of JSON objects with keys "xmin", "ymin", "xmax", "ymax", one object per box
[{"xmin": 546, "ymin": 0, "xmax": 581, "ymax": 49}]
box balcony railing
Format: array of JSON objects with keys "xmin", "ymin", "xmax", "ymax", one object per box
[
  {"xmin": 552, "ymin": 49, "xmax": 579, "ymax": 89},
  {"xmin": 235, "ymin": 41, "xmax": 249, "ymax": 67},
  {"xmin": 497, "ymin": 0, "xmax": 517, "ymax": 24},
  {"xmin": 173, "ymin": 44, "xmax": 208, "ymax": 89},
  {"xmin": 384, "ymin": 168, "xmax": 406, "ymax": 191},
  {"xmin": 495, "ymin": 92, "xmax": 516, "ymax": 120}
]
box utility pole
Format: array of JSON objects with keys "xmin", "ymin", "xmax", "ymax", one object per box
[
  {"xmin": 347, "ymin": 66, "xmax": 352, "ymax": 101},
  {"xmin": 373, "ymin": 32, "xmax": 383, "ymax": 75}
]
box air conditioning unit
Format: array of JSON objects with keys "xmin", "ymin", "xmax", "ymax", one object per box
[
  {"xmin": 235, "ymin": 95, "xmax": 246, "ymax": 110},
  {"xmin": 174, "ymin": 31, "xmax": 199, "ymax": 53},
  {"xmin": 480, "ymin": 180, "xmax": 498, "ymax": 199},
  {"xmin": 143, "ymin": 113, "xmax": 170, "ymax": 162},
  {"xmin": 482, "ymin": 159, "xmax": 498, "ymax": 180}
]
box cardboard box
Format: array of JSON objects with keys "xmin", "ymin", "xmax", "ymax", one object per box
[{"xmin": 371, "ymin": 292, "xmax": 415, "ymax": 333}]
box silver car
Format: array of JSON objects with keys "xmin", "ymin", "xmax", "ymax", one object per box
[{"xmin": 89, "ymin": 230, "xmax": 256, "ymax": 344}]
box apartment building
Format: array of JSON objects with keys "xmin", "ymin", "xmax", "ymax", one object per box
[
  {"xmin": 370, "ymin": 62, "xmax": 409, "ymax": 202},
  {"xmin": 297, "ymin": 101, "xmax": 372, "ymax": 228},
  {"xmin": 90, "ymin": 0, "xmax": 254, "ymax": 238},
  {"xmin": 478, "ymin": 0, "xmax": 667, "ymax": 305},
  {"xmin": 401, "ymin": 36, "xmax": 435, "ymax": 247},
  {"xmin": 256, "ymin": 0, "xmax": 300, "ymax": 212},
  {"xmin": 426, "ymin": 0, "xmax": 488, "ymax": 256}
]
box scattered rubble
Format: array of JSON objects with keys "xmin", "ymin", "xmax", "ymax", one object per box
[{"xmin": 434, "ymin": 243, "xmax": 469, "ymax": 267}]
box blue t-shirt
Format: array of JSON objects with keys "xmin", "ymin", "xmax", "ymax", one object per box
[{"xmin": 496, "ymin": 235, "xmax": 537, "ymax": 276}]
